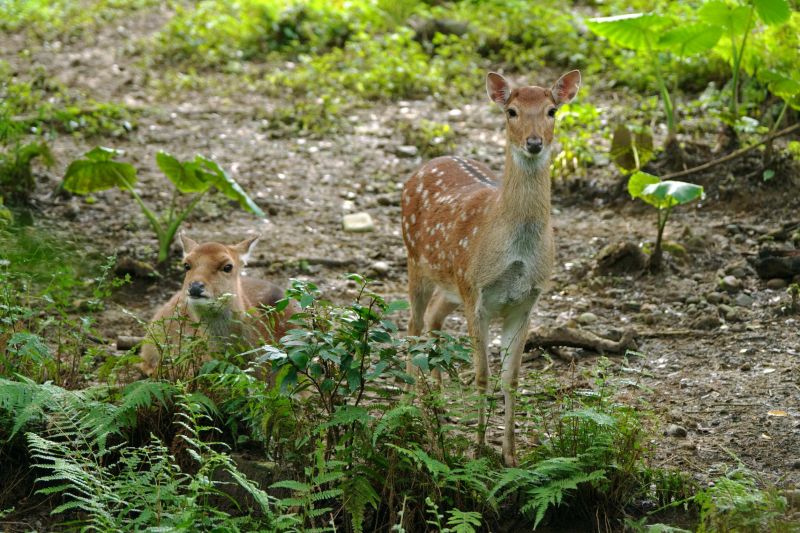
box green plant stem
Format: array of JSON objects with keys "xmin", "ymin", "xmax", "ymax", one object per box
[
  {"xmin": 730, "ymin": 4, "xmax": 755, "ymax": 119},
  {"xmin": 645, "ymin": 37, "xmax": 676, "ymax": 138},
  {"xmin": 771, "ymin": 100, "xmax": 789, "ymax": 133},
  {"xmin": 121, "ymin": 178, "xmax": 163, "ymax": 242},
  {"xmin": 651, "ymin": 207, "xmax": 672, "ymax": 271},
  {"xmin": 160, "ymin": 191, "xmax": 207, "ymax": 264}
]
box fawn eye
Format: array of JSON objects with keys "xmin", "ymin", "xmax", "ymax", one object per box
[
  {"xmin": 183, "ymin": 263, "xmax": 191, "ymax": 271},
  {"xmin": 222, "ymin": 264, "xmax": 233, "ymax": 273},
  {"xmin": 547, "ymin": 107, "xmax": 557, "ymax": 118},
  {"xmin": 507, "ymin": 108, "xmax": 518, "ymax": 118}
]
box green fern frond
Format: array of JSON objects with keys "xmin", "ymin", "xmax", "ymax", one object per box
[
  {"xmin": 342, "ymin": 473, "xmax": 380, "ymax": 533},
  {"xmin": 445, "ymin": 508, "xmax": 482, "ymax": 533},
  {"xmin": 372, "ymin": 404, "xmax": 421, "ymax": 447}
]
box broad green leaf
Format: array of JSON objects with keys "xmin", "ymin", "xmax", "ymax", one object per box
[
  {"xmin": 658, "ymin": 23, "xmax": 723, "ymax": 55},
  {"xmin": 641, "ymin": 180, "xmax": 704, "ymax": 209},
  {"xmin": 84, "ymin": 146, "xmax": 121, "ymax": 162},
  {"xmin": 754, "ymin": 0, "xmax": 790, "ymax": 25},
  {"xmin": 63, "ymin": 149, "xmax": 137, "ymax": 194},
  {"xmin": 758, "ymin": 69, "xmax": 800, "ymax": 99},
  {"xmin": 586, "ymin": 13, "xmax": 670, "ymax": 50},
  {"xmin": 699, "ymin": 1, "xmax": 751, "ymax": 33},
  {"xmin": 192, "ymin": 155, "xmax": 265, "ymax": 217},
  {"xmin": 156, "ymin": 151, "xmax": 210, "ymax": 193},
  {"xmin": 612, "ymin": 125, "xmax": 654, "ymax": 173},
  {"xmin": 385, "ymin": 299, "xmax": 409, "ymax": 314},
  {"xmin": 628, "ymin": 171, "xmax": 661, "ymax": 200}
]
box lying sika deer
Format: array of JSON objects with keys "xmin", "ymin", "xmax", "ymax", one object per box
[
  {"xmin": 140, "ymin": 233, "xmax": 295, "ymax": 376},
  {"xmin": 401, "ymin": 70, "xmax": 581, "ymax": 465}
]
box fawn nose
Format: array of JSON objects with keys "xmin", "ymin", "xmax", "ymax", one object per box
[
  {"xmin": 526, "ymin": 136, "xmax": 543, "ymax": 154},
  {"xmin": 188, "ymin": 281, "xmax": 205, "ymax": 298}
]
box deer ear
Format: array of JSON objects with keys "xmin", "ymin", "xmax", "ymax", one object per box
[
  {"xmin": 233, "ymin": 235, "xmax": 260, "ymax": 265},
  {"xmin": 551, "ymin": 70, "xmax": 581, "ymax": 105},
  {"xmin": 180, "ymin": 232, "xmax": 199, "ymax": 256},
  {"xmin": 486, "ymin": 72, "xmax": 511, "ymax": 106}
]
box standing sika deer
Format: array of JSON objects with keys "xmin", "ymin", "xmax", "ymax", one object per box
[
  {"xmin": 401, "ymin": 70, "xmax": 581, "ymax": 465},
  {"xmin": 140, "ymin": 234, "xmax": 295, "ymax": 376}
]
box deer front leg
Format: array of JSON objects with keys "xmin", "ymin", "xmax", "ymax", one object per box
[
  {"xmin": 499, "ymin": 303, "xmax": 533, "ymax": 466},
  {"xmin": 464, "ymin": 296, "xmax": 490, "ymax": 449}
]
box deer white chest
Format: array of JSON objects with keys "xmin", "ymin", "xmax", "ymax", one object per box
[{"xmin": 480, "ymin": 221, "xmax": 551, "ymax": 312}]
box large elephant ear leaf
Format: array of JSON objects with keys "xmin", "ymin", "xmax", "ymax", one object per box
[
  {"xmin": 63, "ymin": 146, "xmax": 137, "ymax": 194},
  {"xmin": 699, "ymin": 1, "xmax": 751, "ymax": 32},
  {"xmin": 641, "ymin": 180, "xmax": 704, "ymax": 209},
  {"xmin": 193, "ymin": 155, "xmax": 265, "ymax": 217},
  {"xmin": 586, "ymin": 13, "xmax": 670, "ymax": 50},
  {"xmin": 156, "ymin": 151, "xmax": 210, "ymax": 193},
  {"xmin": 627, "ymin": 171, "xmax": 661, "ymax": 202},
  {"xmin": 753, "ymin": 0, "xmax": 790, "ymax": 25},
  {"xmin": 658, "ymin": 23, "xmax": 723, "ymax": 56}
]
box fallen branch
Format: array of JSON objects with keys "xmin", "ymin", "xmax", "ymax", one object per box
[
  {"xmin": 524, "ymin": 326, "xmax": 637, "ymax": 355},
  {"xmin": 662, "ymin": 122, "xmax": 800, "ymax": 180}
]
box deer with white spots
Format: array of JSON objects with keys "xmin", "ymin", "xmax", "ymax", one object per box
[{"xmin": 401, "ymin": 70, "xmax": 581, "ymax": 465}]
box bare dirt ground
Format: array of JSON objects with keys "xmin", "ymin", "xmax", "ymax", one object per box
[{"xmin": 4, "ymin": 8, "xmax": 799, "ymax": 496}]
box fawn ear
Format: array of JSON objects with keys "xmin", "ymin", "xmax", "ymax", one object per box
[
  {"xmin": 180, "ymin": 232, "xmax": 199, "ymax": 256},
  {"xmin": 233, "ymin": 235, "xmax": 259, "ymax": 265},
  {"xmin": 551, "ymin": 70, "xmax": 581, "ymax": 105},
  {"xmin": 486, "ymin": 72, "xmax": 511, "ymax": 106}
]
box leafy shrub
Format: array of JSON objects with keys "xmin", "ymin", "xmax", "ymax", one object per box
[
  {"xmin": 399, "ymin": 119, "xmax": 457, "ymax": 158},
  {"xmin": 551, "ymin": 102, "xmax": 604, "ymax": 179},
  {"xmin": 0, "ymin": 140, "xmax": 53, "ymax": 204},
  {"xmin": 695, "ymin": 468, "xmax": 797, "ymax": 532}
]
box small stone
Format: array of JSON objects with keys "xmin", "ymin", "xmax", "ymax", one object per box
[
  {"xmin": 729, "ymin": 267, "xmax": 748, "ymax": 279},
  {"xmin": 641, "ymin": 303, "xmax": 658, "ymax": 314},
  {"xmin": 718, "ymin": 304, "xmax": 735, "ymax": 318},
  {"xmin": 706, "ymin": 292, "xmax": 726, "ymax": 304},
  {"xmin": 691, "ymin": 315, "xmax": 721, "ymax": 330},
  {"xmin": 686, "ymin": 295, "xmax": 701, "ymax": 305},
  {"xmin": 734, "ymin": 293, "xmax": 754, "ymax": 308},
  {"xmin": 720, "ymin": 275, "xmax": 742, "ymax": 293},
  {"xmin": 766, "ymin": 278, "xmax": 788, "ymax": 290},
  {"xmin": 342, "ymin": 212, "xmax": 374, "ymax": 233},
  {"xmin": 395, "ymin": 145, "xmax": 418, "ymax": 158},
  {"xmin": 577, "ymin": 312, "xmax": 598, "ymax": 325},
  {"xmin": 622, "ymin": 301, "xmax": 642, "ymax": 312},
  {"xmin": 792, "ymin": 460, "xmax": 800, "ymax": 470},
  {"xmin": 369, "ymin": 260, "xmax": 391, "ymax": 275},
  {"xmin": 665, "ymin": 424, "xmax": 688, "ymax": 438}
]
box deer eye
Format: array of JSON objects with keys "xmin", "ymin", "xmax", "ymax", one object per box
[
  {"xmin": 183, "ymin": 263, "xmax": 191, "ymax": 271},
  {"xmin": 222, "ymin": 264, "xmax": 233, "ymax": 273},
  {"xmin": 507, "ymin": 108, "xmax": 518, "ymax": 118},
  {"xmin": 547, "ymin": 108, "xmax": 557, "ymax": 118}
]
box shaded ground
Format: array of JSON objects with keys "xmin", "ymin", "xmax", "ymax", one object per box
[{"xmin": 3, "ymin": 4, "xmax": 799, "ymax": 504}]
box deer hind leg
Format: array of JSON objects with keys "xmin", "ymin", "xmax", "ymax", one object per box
[
  {"xmin": 464, "ymin": 295, "xmax": 490, "ymax": 449},
  {"xmin": 499, "ymin": 303, "xmax": 534, "ymax": 467},
  {"xmin": 406, "ymin": 263, "xmax": 434, "ymax": 382},
  {"xmin": 424, "ymin": 288, "xmax": 459, "ymax": 387}
]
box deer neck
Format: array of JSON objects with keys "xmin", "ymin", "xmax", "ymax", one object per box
[{"xmin": 493, "ymin": 145, "xmax": 552, "ymax": 225}]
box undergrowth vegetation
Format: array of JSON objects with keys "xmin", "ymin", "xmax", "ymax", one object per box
[
  {"xmin": 2, "ymin": 0, "xmax": 799, "ymax": 531},
  {"xmin": 1, "ymin": 249, "xmax": 702, "ymax": 531}
]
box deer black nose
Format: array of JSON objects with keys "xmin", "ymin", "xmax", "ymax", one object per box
[
  {"xmin": 526, "ymin": 136, "xmax": 543, "ymax": 154},
  {"xmin": 188, "ymin": 281, "xmax": 205, "ymax": 298}
]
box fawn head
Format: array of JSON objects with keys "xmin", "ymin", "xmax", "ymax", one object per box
[
  {"xmin": 486, "ymin": 70, "xmax": 581, "ymax": 165},
  {"xmin": 179, "ymin": 233, "xmax": 259, "ymax": 316}
]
